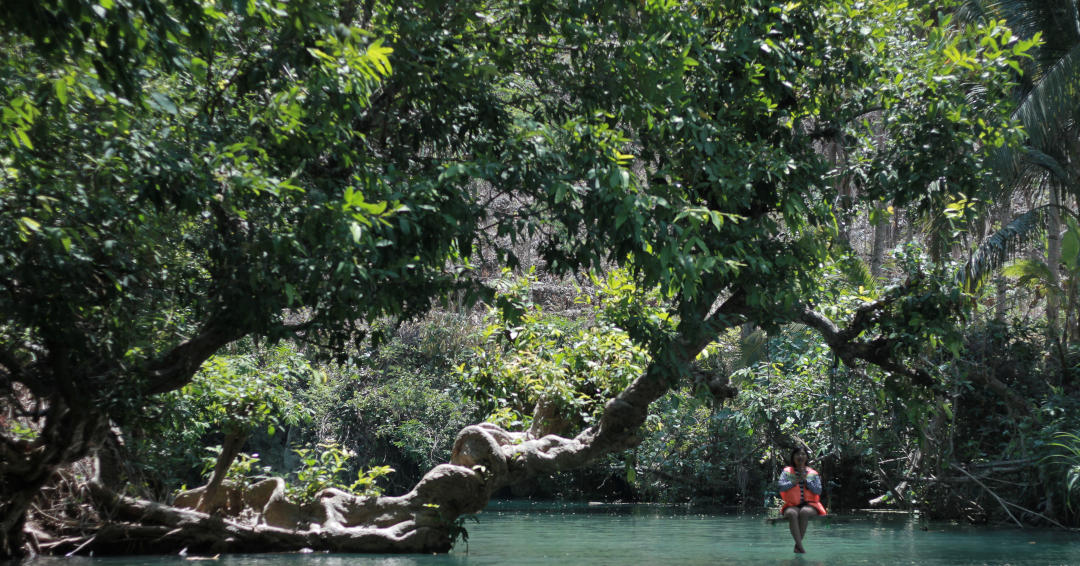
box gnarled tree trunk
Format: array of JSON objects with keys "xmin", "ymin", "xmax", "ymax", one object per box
[
  {"xmin": 1, "ymin": 397, "xmax": 103, "ymax": 559},
  {"xmin": 1, "ymin": 322, "xmax": 243, "ymax": 560}
]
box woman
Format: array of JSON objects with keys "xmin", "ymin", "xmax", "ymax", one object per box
[{"xmin": 778, "ymin": 446, "xmax": 826, "ymax": 553}]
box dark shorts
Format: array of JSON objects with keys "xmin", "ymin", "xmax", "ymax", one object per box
[{"xmin": 782, "ymin": 502, "xmax": 827, "ymax": 516}]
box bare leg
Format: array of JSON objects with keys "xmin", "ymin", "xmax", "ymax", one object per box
[
  {"xmin": 784, "ymin": 507, "xmax": 804, "ymax": 553},
  {"xmin": 798, "ymin": 506, "xmax": 817, "ymax": 545}
]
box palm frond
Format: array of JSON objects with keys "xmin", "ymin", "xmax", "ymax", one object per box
[
  {"xmin": 960, "ymin": 1, "xmax": 1080, "ymax": 139},
  {"xmin": 837, "ymin": 255, "xmax": 877, "ymax": 292},
  {"xmin": 1023, "ymin": 147, "xmax": 1072, "ymax": 184},
  {"xmin": 983, "ymin": 144, "xmax": 1069, "ymax": 200},
  {"xmin": 977, "ymin": 0, "xmax": 1058, "ymax": 43},
  {"xmin": 738, "ymin": 328, "xmax": 768, "ymax": 369},
  {"xmin": 967, "ymin": 2, "xmax": 1080, "ymax": 200},
  {"xmin": 1016, "ymin": 42, "xmax": 1080, "ymax": 151},
  {"xmin": 959, "ymin": 205, "xmax": 1053, "ymax": 293},
  {"xmin": 1001, "ymin": 258, "xmax": 1056, "ymax": 290},
  {"xmin": 954, "ymin": 0, "xmax": 992, "ymax": 25},
  {"xmin": 778, "ymin": 323, "xmax": 812, "ymax": 343},
  {"xmin": 1043, "ymin": 431, "xmax": 1080, "ymax": 511}
]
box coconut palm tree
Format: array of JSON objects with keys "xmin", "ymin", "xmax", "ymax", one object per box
[{"xmin": 959, "ymin": 0, "xmax": 1080, "ymax": 340}]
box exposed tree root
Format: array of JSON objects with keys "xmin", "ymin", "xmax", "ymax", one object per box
[{"xmin": 62, "ymin": 479, "xmax": 462, "ymax": 554}]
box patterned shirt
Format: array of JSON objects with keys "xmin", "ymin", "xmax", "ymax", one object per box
[{"xmin": 778, "ymin": 466, "xmax": 822, "ymax": 502}]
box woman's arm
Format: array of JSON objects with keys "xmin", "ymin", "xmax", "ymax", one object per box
[
  {"xmin": 805, "ymin": 470, "xmax": 823, "ymax": 495},
  {"xmin": 778, "ymin": 468, "xmax": 797, "ymax": 492}
]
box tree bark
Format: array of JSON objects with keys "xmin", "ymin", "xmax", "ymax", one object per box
[
  {"xmin": 197, "ymin": 430, "xmax": 251, "ymax": 515},
  {"xmin": 58, "ymin": 361, "xmax": 693, "ymax": 554},
  {"xmin": 0, "ymin": 397, "xmax": 103, "ymax": 559},
  {"xmin": 1047, "ymin": 183, "xmax": 1063, "ymax": 342},
  {"xmin": 969, "ymin": 369, "xmax": 1032, "ymax": 416},
  {"xmin": 146, "ymin": 320, "xmax": 246, "ymax": 395},
  {"xmin": 994, "ymin": 203, "xmax": 1011, "ymax": 321},
  {"xmin": 828, "ymin": 141, "xmax": 855, "ymax": 247},
  {"xmin": 1, "ymin": 318, "xmax": 242, "ymax": 559},
  {"xmin": 799, "ymin": 304, "xmax": 937, "ymax": 388}
]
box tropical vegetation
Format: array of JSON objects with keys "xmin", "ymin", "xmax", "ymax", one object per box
[{"xmin": 1, "ymin": 0, "xmax": 1079, "ymax": 559}]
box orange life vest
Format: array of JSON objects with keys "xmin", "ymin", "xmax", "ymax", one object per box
[{"xmin": 779, "ymin": 466, "xmax": 827, "ymax": 516}]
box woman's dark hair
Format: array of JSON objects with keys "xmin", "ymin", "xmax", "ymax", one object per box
[{"xmin": 788, "ymin": 446, "xmax": 810, "ymax": 467}]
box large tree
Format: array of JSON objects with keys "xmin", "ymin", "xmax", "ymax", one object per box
[
  {"xmin": 0, "ymin": 0, "xmax": 519, "ymax": 556},
  {"xmin": 1, "ymin": 0, "xmax": 1030, "ymax": 558}
]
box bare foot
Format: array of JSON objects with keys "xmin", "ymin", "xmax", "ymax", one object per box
[{"xmin": 794, "ymin": 544, "xmax": 806, "ymax": 554}]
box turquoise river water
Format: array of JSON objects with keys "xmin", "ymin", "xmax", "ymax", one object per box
[{"xmin": 35, "ymin": 502, "xmax": 1080, "ymax": 566}]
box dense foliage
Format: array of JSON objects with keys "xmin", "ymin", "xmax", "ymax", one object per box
[{"xmin": 2, "ymin": 0, "xmax": 1079, "ymax": 559}]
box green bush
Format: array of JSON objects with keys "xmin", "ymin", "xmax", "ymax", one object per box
[
  {"xmin": 460, "ymin": 271, "xmax": 655, "ymax": 433},
  {"xmin": 288, "ymin": 442, "xmax": 394, "ymax": 503}
]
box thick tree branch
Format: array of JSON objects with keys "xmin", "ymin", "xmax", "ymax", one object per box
[
  {"xmin": 145, "ymin": 320, "xmax": 245, "ymax": 395},
  {"xmin": 799, "ymin": 304, "xmax": 936, "ymax": 388}
]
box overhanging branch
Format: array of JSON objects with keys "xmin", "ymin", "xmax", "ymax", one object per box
[
  {"xmin": 145, "ymin": 320, "xmax": 245, "ymax": 395},
  {"xmin": 799, "ymin": 304, "xmax": 935, "ymax": 388}
]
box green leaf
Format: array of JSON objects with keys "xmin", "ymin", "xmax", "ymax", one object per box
[
  {"xmin": 1062, "ymin": 220, "xmax": 1080, "ymax": 272},
  {"xmin": 366, "ymin": 39, "xmax": 394, "ymax": 76},
  {"xmin": 357, "ymin": 201, "xmax": 388, "ymax": 215},
  {"xmin": 149, "ymin": 92, "xmax": 178, "ymax": 115},
  {"xmin": 1002, "ymin": 259, "xmax": 1055, "ymax": 290},
  {"xmin": 19, "ymin": 216, "xmax": 41, "ymax": 232},
  {"xmin": 306, "ymin": 48, "xmax": 335, "ymax": 62},
  {"xmin": 54, "ymin": 79, "xmax": 68, "ymax": 105},
  {"xmin": 16, "ymin": 129, "xmax": 32, "ymax": 149}
]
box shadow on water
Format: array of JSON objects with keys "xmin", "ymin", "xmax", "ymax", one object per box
[{"xmin": 31, "ymin": 501, "xmax": 1080, "ymax": 566}]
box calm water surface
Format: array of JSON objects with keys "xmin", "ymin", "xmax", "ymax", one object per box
[{"xmin": 37, "ymin": 502, "xmax": 1080, "ymax": 566}]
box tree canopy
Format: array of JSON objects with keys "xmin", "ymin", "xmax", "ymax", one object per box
[{"xmin": 0, "ymin": 0, "xmax": 1048, "ymax": 558}]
